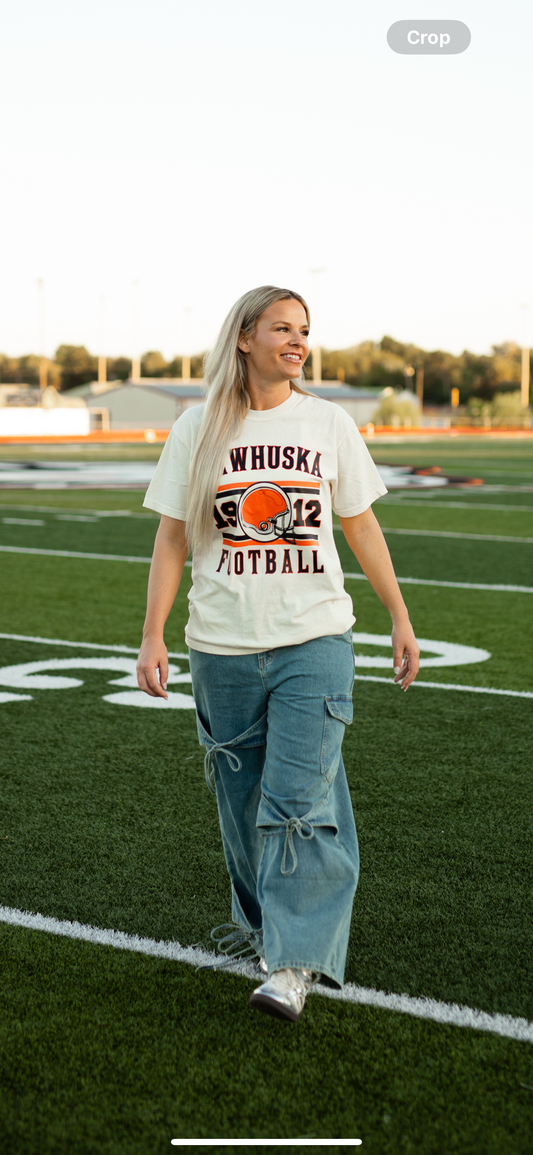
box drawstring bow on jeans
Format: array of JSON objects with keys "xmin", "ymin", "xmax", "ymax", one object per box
[
  {"xmin": 204, "ymin": 742, "xmax": 242, "ymax": 794},
  {"xmin": 280, "ymin": 816, "xmax": 314, "ymax": 876}
]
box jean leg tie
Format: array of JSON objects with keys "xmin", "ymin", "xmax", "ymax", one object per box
[
  {"xmin": 280, "ymin": 817, "xmax": 315, "ymax": 876},
  {"xmin": 204, "ymin": 742, "xmax": 242, "ymax": 794},
  {"xmin": 195, "ymin": 923, "xmax": 264, "ymax": 972}
]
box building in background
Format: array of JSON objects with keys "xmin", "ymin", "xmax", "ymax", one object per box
[
  {"xmin": 83, "ymin": 379, "xmax": 382, "ymax": 431},
  {"xmin": 0, "ymin": 384, "xmax": 90, "ymax": 436}
]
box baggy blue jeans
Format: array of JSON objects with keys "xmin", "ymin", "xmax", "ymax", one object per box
[{"xmin": 189, "ymin": 631, "xmax": 359, "ymax": 989}]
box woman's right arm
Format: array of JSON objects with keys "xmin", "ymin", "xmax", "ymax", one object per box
[{"xmin": 136, "ymin": 515, "xmax": 189, "ymax": 698}]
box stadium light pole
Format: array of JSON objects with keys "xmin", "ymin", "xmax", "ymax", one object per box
[
  {"xmin": 37, "ymin": 277, "xmax": 47, "ymax": 391},
  {"xmin": 519, "ymin": 304, "xmax": 530, "ymax": 409},
  {"xmin": 131, "ymin": 280, "xmax": 141, "ymax": 379},
  {"xmin": 522, "ymin": 348, "xmax": 530, "ymax": 409},
  {"xmin": 182, "ymin": 306, "xmax": 193, "ymax": 381},
  {"xmin": 98, "ymin": 295, "xmax": 107, "ymax": 385},
  {"xmin": 310, "ymin": 267, "xmax": 325, "ymax": 383}
]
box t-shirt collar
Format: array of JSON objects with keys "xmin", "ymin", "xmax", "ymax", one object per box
[{"xmin": 243, "ymin": 389, "xmax": 304, "ymax": 422}]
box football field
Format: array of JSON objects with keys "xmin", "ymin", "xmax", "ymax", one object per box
[{"xmin": 1, "ymin": 436, "xmax": 532, "ymax": 1153}]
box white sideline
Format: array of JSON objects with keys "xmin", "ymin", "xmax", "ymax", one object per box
[
  {"xmin": 1, "ymin": 904, "xmax": 531, "ymax": 1045},
  {"xmin": 1, "ymin": 543, "xmax": 532, "ymax": 594}
]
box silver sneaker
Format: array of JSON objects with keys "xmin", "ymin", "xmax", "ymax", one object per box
[{"xmin": 249, "ymin": 967, "xmax": 318, "ymax": 1022}]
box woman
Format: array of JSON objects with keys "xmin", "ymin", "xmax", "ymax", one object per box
[{"xmin": 137, "ymin": 286, "xmax": 419, "ymax": 1023}]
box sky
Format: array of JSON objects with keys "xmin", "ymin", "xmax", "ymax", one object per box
[{"xmin": 0, "ymin": 0, "xmax": 532, "ymax": 361}]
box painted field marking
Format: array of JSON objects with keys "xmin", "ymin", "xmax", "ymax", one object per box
[
  {"xmin": 343, "ymin": 572, "xmax": 533, "ymax": 594},
  {"xmin": 0, "ymin": 544, "xmax": 154, "ymax": 563},
  {"xmin": 2, "ymin": 516, "xmax": 47, "ymax": 526},
  {"xmin": 382, "ymin": 527, "xmax": 533, "ymax": 543},
  {"xmin": 352, "ymin": 674, "xmax": 533, "ymax": 700},
  {"xmin": 1, "ymin": 905, "xmax": 531, "ymax": 1045},
  {"xmin": 381, "ymin": 500, "xmax": 533, "ymax": 513},
  {"xmin": 171, "ymin": 1142, "xmax": 362, "ymax": 1147},
  {"xmin": 351, "ymin": 632, "xmax": 489, "ymax": 669},
  {"xmin": 4, "ymin": 522, "xmax": 533, "ymax": 546},
  {"xmin": 0, "ymin": 503, "xmax": 157, "ymax": 519},
  {"xmin": 4, "ymin": 498, "xmax": 533, "ymax": 516},
  {"xmin": 335, "ymin": 526, "xmax": 533, "ymax": 544},
  {"xmin": 1, "ymin": 543, "xmax": 532, "ymax": 595},
  {"xmin": 0, "ymin": 632, "xmax": 188, "ymax": 659},
  {"xmin": 0, "ymin": 635, "xmax": 488, "ymax": 711},
  {"xmin": 55, "ymin": 514, "xmax": 100, "ymax": 522},
  {"xmin": 0, "ymin": 633, "xmax": 530, "ymax": 702}
]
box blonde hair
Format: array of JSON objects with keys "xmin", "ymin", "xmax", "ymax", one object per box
[{"xmin": 186, "ymin": 285, "xmax": 310, "ymax": 553}]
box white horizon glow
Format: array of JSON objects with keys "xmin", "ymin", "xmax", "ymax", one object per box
[{"xmin": 0, "ymin": 0, "xmax": 532, "ymax": 361}]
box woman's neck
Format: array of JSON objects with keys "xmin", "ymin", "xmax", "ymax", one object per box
[{"xmin": 246, "ymin": 378, "xmax": 293, "ymax": 411}]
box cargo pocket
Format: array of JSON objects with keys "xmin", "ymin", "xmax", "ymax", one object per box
[
  {"xmin": 196, "ymin": 710, "xmax": 268, "ymax": 795},
  {"xmin": 320, "ymin": 695, "xmax": 353, "ymax": 783}
]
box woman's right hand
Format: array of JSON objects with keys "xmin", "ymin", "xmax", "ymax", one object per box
[{"xmin": 136, "ymin": 635, "xmax": 169, "ymax": 699}]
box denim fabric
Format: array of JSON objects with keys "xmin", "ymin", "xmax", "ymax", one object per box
[{"xmin": 189, "ymin": 631, "xmax": 359, "ymax": 989}]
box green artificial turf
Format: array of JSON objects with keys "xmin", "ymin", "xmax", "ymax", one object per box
[
  {"xmin": 0, "ymin": 630, "xmax": 532, "ymax": 1019},
  {"xmin": 1, "ymin": 452, "xmax": 533, "ymax": 1152},
  {"xmin": 0, "ymin": 444, "xmax": 163, "ymax": 462},
  {"xmin": 1, "ymin": 924, "xmax": 533, "ymax": 1154},
  {"xmin": 367, "ymin": 436, "xmax": 533, "ymax": 485}
]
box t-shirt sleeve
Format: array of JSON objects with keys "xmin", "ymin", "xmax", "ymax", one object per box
[
  {"xmin": 143, "ymin": 420, "xmax": 193, "ymax": 520},
  {"xmin": 331, "ymin": 419, "xmax": 388, "ymax": 516}
]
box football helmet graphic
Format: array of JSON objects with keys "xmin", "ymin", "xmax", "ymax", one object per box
[{"xmin": 238, "ymin": 482, "xmax": 294, "ymax": 543}]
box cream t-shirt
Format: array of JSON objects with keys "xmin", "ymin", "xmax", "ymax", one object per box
[{"xmin": 143, "ymin": 390, "xmax": 387, "ymax": 654}]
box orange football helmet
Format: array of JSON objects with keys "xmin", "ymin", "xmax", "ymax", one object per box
[{"xmin": 238, "ymin": 482, "xmax": 293, "ymax": 542}]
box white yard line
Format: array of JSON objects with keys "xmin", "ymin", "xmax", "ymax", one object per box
[
  {"xmin": 381, "ymin": 500, "xmax": 533, "ymax": 513},
  {"xmin": 170, "ymin": 1142, "xmax": 361, "ymax": 1148},
  {"xmin": 0, "ymin": 544, "xmax": 152, "ymax": 562},
  {"xmin": 352, "ymin": 674, "xmax": 533, "ymax": 700},
  {"xmin": 3, "ymin": 499, "xmax": 533, "ymax": 516},
  {"xmin": 0, "ymin": 904, "xmax": 531, "ymax": 1045},
  {"xmin": 1, "ymin": 540, "xmax": 531, "ymax": 595},
  {"xmin": 343, "ymin": 572, "xmax": 533, "ymax": 594},
  {"xmin": 0, "ymin": 503, "xmax": 157, "ymax": 519},
  {"xmin": 0, "ymin": 632, "xmax": 188, "ymax": 659},
  {"xmin": 335, "ymin": 526, "xmax": 533, "ymax": 544},
  {"xmin": 382, "ymin": 527, "xmax": 533, "ymax": 543},
  {"xmin": 172, "ymin": 1143, "xmax": 362, "ymax": 1148},
  {"xmin": 2, "ymin": 517, "xmax": 45, "ymax": 525}
]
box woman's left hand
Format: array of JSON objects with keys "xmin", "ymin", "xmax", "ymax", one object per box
[{"xmin": 392, "ymin": 619, "xmax": 420, "ymax": 691}]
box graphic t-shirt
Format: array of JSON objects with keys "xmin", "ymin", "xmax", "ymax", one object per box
[{"xmin": 143, "ymin": 390, "xmax": 387, "ymax": 654}]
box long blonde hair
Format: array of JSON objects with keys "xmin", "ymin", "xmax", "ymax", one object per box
[{"xmin": 186, "ymin": 285, "xmax": 310, "ymax": 553}]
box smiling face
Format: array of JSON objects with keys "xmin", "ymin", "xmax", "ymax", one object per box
[{"xmin": 238, "ymin": 298, "xmax": 310, "ymax": 386}]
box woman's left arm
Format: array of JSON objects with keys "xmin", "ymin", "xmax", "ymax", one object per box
[{"xmin": 339, "ymin": 506, "xmax": 420, "ymax": 690}]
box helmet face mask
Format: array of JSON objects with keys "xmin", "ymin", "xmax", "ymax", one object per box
[{"xmin": 238, "ymin": 483, "xmax": 295, "ymax": 544}]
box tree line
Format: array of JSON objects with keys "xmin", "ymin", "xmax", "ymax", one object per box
[{"xmin": 0, "ymin": 338, "xmax": 529, "ymax": 406}]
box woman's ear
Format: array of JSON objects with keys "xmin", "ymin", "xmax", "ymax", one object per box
[{"xmin": 237, "ymin": 333, "xmax": 250, "ymax": 354}]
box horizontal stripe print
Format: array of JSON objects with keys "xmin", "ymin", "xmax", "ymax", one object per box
[{"xmin": 222, "ymin": 538, "xmax": 319, "ymax": 549}]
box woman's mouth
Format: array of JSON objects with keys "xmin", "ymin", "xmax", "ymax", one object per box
[{"xmin": 281, "ymin": 354, "xmax": 302, "ymax": 363}]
